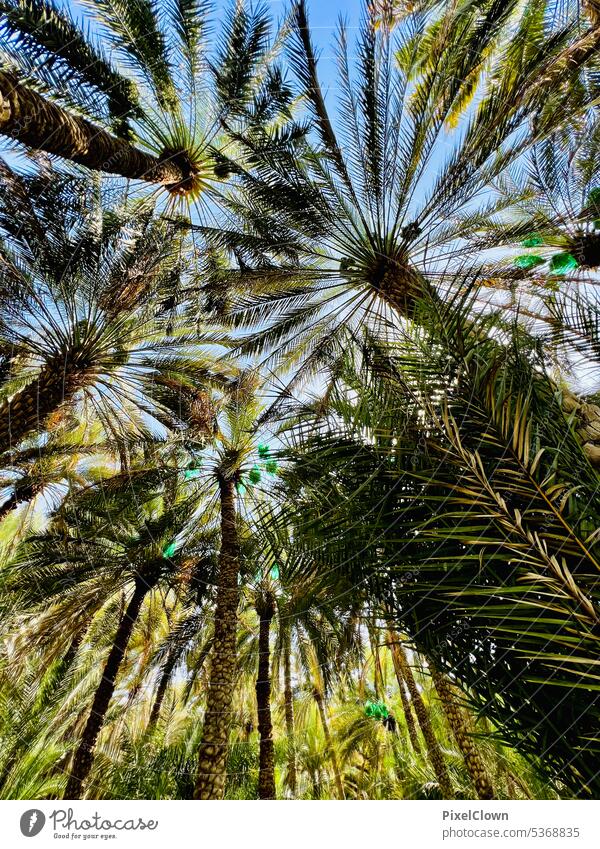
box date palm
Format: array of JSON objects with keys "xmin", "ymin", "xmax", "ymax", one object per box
[
  {"xmin": 387, "ymin": 631, "xmax": 453, "ymax": 798},
  {"xmin": 4, "ymin": 468, "xmax": 218, "ymax": 799},
  {"xmin": 0, "ymin": 164, "xmax": 223, "ymax": 456},
  {"xmin": 186, "ymin": 370, "xmax": 280, "ymax": 799},
  {"xmin": 0, "ymin": 0, "xmax": 287, "ymax": 198},
  {"xmin": 276, "ymin": 296, "xmax": 600, "ymax": 796},
  {"xmin": 203, "ymin": 0, "xmax": 594, "ymax": 405},
  {"xmin": 427, "ymin": 659, "xmax": 494, "ymax": 800}
]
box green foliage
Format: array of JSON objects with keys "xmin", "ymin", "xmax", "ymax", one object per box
[{"xmin": 0, "ymin": 0, "xmax": 598, "ymax": 804}]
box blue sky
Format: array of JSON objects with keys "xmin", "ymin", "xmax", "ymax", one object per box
[
  {"xmin": 279, "ymin": 0, "xmax": 364, "ymax": 81},
  {"xmin": 300, "ymin": 0, "xmax": 364, "ymax": 95}
]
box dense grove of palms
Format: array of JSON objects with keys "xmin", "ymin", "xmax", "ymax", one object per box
[{"xmin": 0, "ymin": 0, "xmax": 599, "ymax": 801}]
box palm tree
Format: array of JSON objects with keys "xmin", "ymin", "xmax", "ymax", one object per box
[
  {"xmin": 248, "ymin": 513, "xmax": 370, "ymax": 799},
  {"xmin": 275, "ymin": 295, "xmax": 600, "ymax": 796},
  {"xmin": 194, "ymin": 370, "xmax": 279, "ymax": 799},
  {"xmin": 0, "ymin": 164, "xmax": 225, "ymax": 457},
  {"xmin": 428, "ymin": 661, "xmax": 495, "ymax": 800},
  {"xmin": 387, "ymin": 632, "xmax": 453, "ymax": 799},
  {"xmin": 145, "ymin": 607, "xmax": 214, "ymax": 733},
  {"xmin": 311, "ymin": 677, "xmax": 345, "ymax": 799},
  {"xmin": 0, "ymin": 0, "xmax": 288, "ymax": 196},
  {"xmin": 0, "ymin": 441, "xmax": 84, "ymax": 523},
  {"xmin": 5, "ymin": 468, "xmax": 218, "ymax": 799},
  {"xmin": 482, "ymin": 118, "xmax": 600, "ymax": 464},
  {"xmin": 201, "ymin": 0, "xmax": 594, "ymax": 408},
  {"xmin": 393, "ymin": 657, "xmax": 421, "ymax": 756},
  {"xmin": 194, "ymin": 460, "xmax": 242, "ymax": 798},
  {"xmin": 281, "ymin": 624, "xmax": 297, "ymax": 793},
  {"xmin": 254, "ymin": 588, "xmax": 276, "ymax": 798}
]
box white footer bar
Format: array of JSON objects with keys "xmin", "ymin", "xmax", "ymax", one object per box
[{"xmin": 0, "ymin": 799, "xmax": 596, "ymax": 848}]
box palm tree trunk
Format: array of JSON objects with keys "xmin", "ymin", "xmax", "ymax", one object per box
[
  {"xmin": 313, "ymin": 687, "xmax": 345, "ymax": 799},
  {"xmin": 387, "ymin": 632, "xmax": 454, "ymax": 799},
  {"xmin": 393, "ymin": 657, "xmax": 422, "ymax": 755},
  {"xmin": 0, "ymin": 354, "xmax": 90, "ymax": 454},
  {"xmin": 147, "ymin": 653, "xmax": 177, "ymax": 732},
  {"xmin": 428, "ymin": 662, "xmax": 495, "ymax": 800},
  {"xmin": 0, "ymin": 71, "xmax": 184, "ymax": 187},
  {"xmin": 282, "ymin": 627, "xmax": 297, "ymax": 794},
  {"xmin": 195, "ymin": 476, "xmax": 240, "ymax": 800},
  {"xmin": 0, "ymin": 489, "xmax": 27, "ymax": 521},
  {"xmin": 146, "ymin": 637, "xmax": 213, "ymax": 733},
  {"xmin": 60, "ymin": 627, "xmax": 87, "ymax": 672},
  {"xmin": 64, "ymin": 578, "xmax": 148, "ymax": 799},
  {"xmin": 256, "ymin": 592, "xmax": 276, "ymax": 799}
]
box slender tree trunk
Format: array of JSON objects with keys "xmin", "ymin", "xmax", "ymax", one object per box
[
  {"xmin": 0, "ymin": 483, "xmax": 34, "ymax": 521},
  {"xmin": 392, "ymin": 655, "xmax": 422, "ymax": 755},
  {"xmin": 282, "ymin": 627, "xmax": 297, "ymax": 794},
  {"xmin": 195, "ymin": 476, "xmax": 240, "ymax": 800},
  {"xmin": 147, "ymin": 637, "xmax": 213, "ymax": 733},
  {"xmin": 313, "ymin": 687, "xmax": 345, "ymax": 800},
  {"xmin": 371, "ymin": 625, "xmax": 385, "ymax": 700},
  {"xmin": 64, "ymin": 578, "xmax": 148, "ymax": 799},
  {"xmin": 0, "ymin": 354, "xmax": 91, "ymax": 454},
  {"xmin": 428, "ymin": 662, "xmax": 495, "ymax": 800},
  {"xmin": 256, "ymin": 592, "xmax": 276, "ymax": 799},
  {"xmin": 60, "ymin": 627, "xmax": 87, "ymax": 672},
  {"xmin": 147, "ymin": 653, "xmax": 177, "ymax": 732},
  {"xmin": 387, "ymin": 632, "xmax": 454, "ymax": 799},
  {"xmin": 0, "ymin": 71, "xmax": 184, "ymax": 187}
]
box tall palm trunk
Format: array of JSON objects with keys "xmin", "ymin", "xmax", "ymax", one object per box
[
  {"xmin": 60, "ymin": 626, "xmax": 87, "ymax": 673},
  {"xmin": 64, "ymin": 577, "xmax": 148, "ymax": 799},
  {"xmin": 255, "ymin": 592, "xmax": 276, "ymax": 799},
  {"xmin": 313, "ymin": 687, "xmax": 345, "ymax": 800},
  {"xmin": 0, "ymin": 352, "xmax": 92, "ymax": 454},
  {"xmin": 147, "ymin": 652, "xmax": 177, "ymax": 732},
  {"xmin": 393, "ymin": 660, "xmax": 421, "ymax": 755},
  {"xmin": 387, "ymin": 631, "xmax": 454, "ymax": 799},
  {"xmin": 429, "ymin": 662, "xmax": 495, "ymax": 800},
  {"xmin": 147, "ymin": 637, "xmax": 213, "ymax": 732},
  {"xmin": 195, "ymin": 476, "xmax": 240, "ymax": 800},
  {"xmin": 282, "ymin": 627, "xmax": 297, "ymax": 794},
  {"xmin": 0, "ymin": 71, "xmax": 184, "ymax": 187}
]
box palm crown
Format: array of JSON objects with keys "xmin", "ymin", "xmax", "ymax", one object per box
[
  {"xmin": 0, "ymin": 0, "xmax": 291, "ymax": 200},
  {"xmin": 203, "ymin": 1, "xmax": 595, "ymax": 390}
]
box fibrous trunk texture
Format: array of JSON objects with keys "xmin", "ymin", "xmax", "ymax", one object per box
[
  {"xmin": 390, "ymin": 645, "xmax": 421, "ymax": 755},
  {"xmin": 256, "ymin": 592, "xmax": 276, "ymax": 799},
  {"xmin": 313, "ymin": 687, "xmax": 345, "ymax": 800},
  {"xmin": 0, "ymin": 352, "xmax": 93, "ymax": 454},
  {"xmin": 0, "ymin": 71, "xmax": 184, "ymax": 187},
  {"xmin": 64, "ymin": 578, "xmax": 147, "ymax": 799},
  {"xmin": 583, "ymin": 0, "xmax": 600, "ymax": 29},
  {"xmin": 388, "ymin": 632, "xmax": 454, "ymax": 799},
  {"xmin": 562, "ymin": 390, "xmax": 600, "ymax": 468},
  {"xmin": 195, "ymin": 476, "xmax": 240, "ymax": 800},
  {"xmin": 429, "ymin": 662, "xmax": 495, "ymax": 800},
  {"xmin": 283, "ymin": 628, "xmax": 297, "ymax": 794}
]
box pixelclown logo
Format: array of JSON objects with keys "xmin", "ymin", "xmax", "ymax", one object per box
[{"xmin": 19, "ymin": 809, "xmax": 46, "ymax": 837}]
